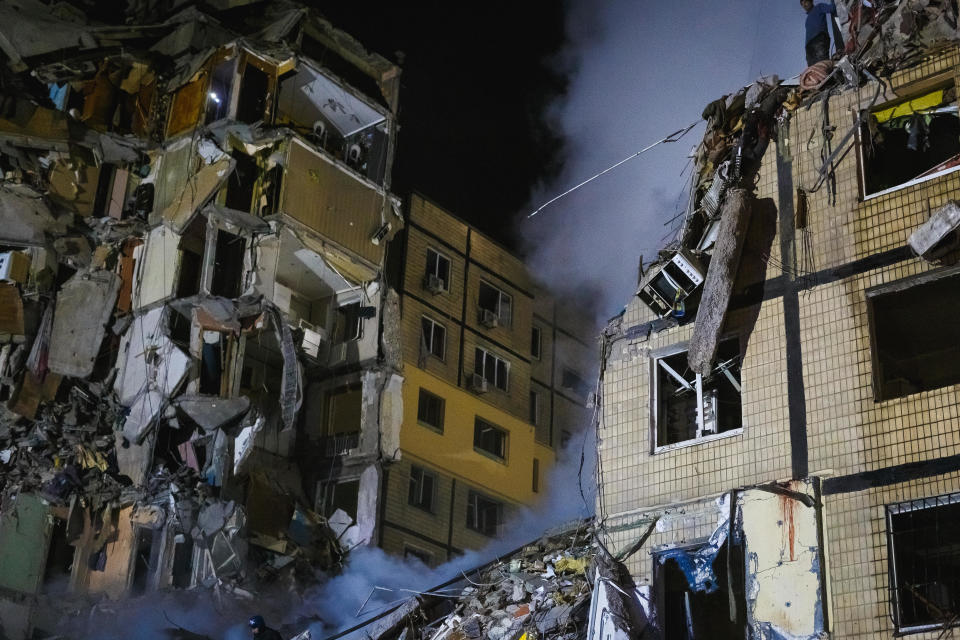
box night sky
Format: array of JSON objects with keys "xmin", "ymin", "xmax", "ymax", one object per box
[{"xmin": 318, "ymin": 2, "xmax": 568, "ymax": 250}]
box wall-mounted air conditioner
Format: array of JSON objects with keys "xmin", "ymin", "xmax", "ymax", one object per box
[
  {"xmin": 478, "ymin": 308, "xmax": 499, "ymax": 328},
  {"xmin": 299, "ymin": 320, "xmax": 328, "ymax": 360},
  {"xmin": 636, "ymin": 248, "xmax": 706, "ymax": 317},
  {"xmin": 470, "ymin": 373, "xmax": 488, "ymax": 394}
]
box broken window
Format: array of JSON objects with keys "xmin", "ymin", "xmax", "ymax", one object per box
[
  {"xmin": 333, "ymin": 302, "xmax": 363, "ymax": 342},
  {"xmin": 561, "ymin": 367, "xmax": 589, "ymax": 396},
  {"xmin": 408, "ymin": 465, "xmax": 436, "ymax": 513},
  {"xmin": 887, "ymin": 492, "xmax": 960, "ymax": 633},
  {"xmin": 424, "ymin": 248, "xmax": 450, "ymax": 292},
  {"xmin": 866, "ymin": 268, "xmax": 960, "ymax": 401},
  {"xmin": 473, "ymin": 417, "xmax": 507, "ymax": 461},
  {"xmin": 420, "ymin": 316, "xmax": 446, "ymax": 360},
  {"xmin": 474, "ymin": 347, "xmax": 509, "ymax": 391},
  {"xmin": 655, "ymin": 540, "xmax": 746, "ymax": 639},
  {"xmin": 861, "ymin": 83, "xmax": 960, "ymax": 197},
  {"xmin": 417, "ymin": 388, "xmax": 444, "ymax": 432},
  {"xmin": 653, "ymin": 338, "xmax": 742, "ymax": 449},
  {"xmin": 209, "ymin": 229, "xmax": 245, "ymax": 299},
  {"xmin": 325, "ymin": 384, "xmax": 362, "ymax": 439},
  {"xmin": 319, "ymin": 479, "xmax": 359, "ymax": 521},
  {"xmin": 477, "ymin": 281, "xmax": 511, "ymax": 327},
  {"xmin": 466, "ymin": 490, "xmax": 502, "ymax": 537},
  {"xmin": 531, "ymin": 326, "xmax": 542, "ymax": 359},
  {"xmin": 204, "ymin": 58, "xmax": 236, "ymax": 125}
]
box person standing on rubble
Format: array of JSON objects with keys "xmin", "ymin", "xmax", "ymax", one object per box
[
  {"xmin": 801, "ymin": 0, "xmax": 845, "ymax": 67},
  {"xmin": 249, "ymin": 615, "xmax": 283, "ymax": 640}
]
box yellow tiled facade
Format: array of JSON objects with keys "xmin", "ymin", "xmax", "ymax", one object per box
[
  {"xmin": 380, "ymin": 194, "xmax": 592, "ymax": 564},
  {"xmin": 599, "ymin": 48, "xmax": 960, "ymax": 637}
]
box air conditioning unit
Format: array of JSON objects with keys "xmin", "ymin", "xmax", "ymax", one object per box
[
  {"xmin": 299, "ymin": 320, "xmax": 327, "ymax": 360},
  {"xmin": 470, "ymin": 373, "xmax": 488, "ymax": 394},
  {"xmin": 478, "ymin": 308, "xmax": 499, "ymax": 328},
  {"xmin": 636, "ymin": 248, "xmax": 706, "ymax": 318},
  {"xmin": 423, "ymin": 274, "xmax": 445, "ymax": 294}
]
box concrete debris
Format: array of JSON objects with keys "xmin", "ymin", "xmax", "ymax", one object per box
[
  {"xmin": 909, "ymin": 199, "xmax": 960, "ymax": 260},
  {"xmin": 0, "ymin": 0, "xmax": 405, "ymax": 636}
]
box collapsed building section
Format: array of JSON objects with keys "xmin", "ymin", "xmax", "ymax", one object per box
[
  {"xmin": 596, "ymin": 1, "xmax": 960, "ymax": 638},
  {"xmin": 0, "ymin": 1, "xmax": 405, "ymax": 637}
]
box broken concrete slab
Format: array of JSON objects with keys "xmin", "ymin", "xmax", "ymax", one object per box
[
  {"xmin": 909, "ymin": 200, "xmax": 960, "ymax": 261},
  {"xmin": 48, "ymin": 271, "xmax": 121, "ymax": 378},
  {"xmin": 114, "ymin": 306, "xmax": 190, "ymax": 405},
  {"xmin": 176, "ymin": 395, "xmax": 250, "ymax": 431}
]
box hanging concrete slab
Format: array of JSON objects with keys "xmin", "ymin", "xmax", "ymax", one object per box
[
  {"xmin": 114, "ymin": 306, "xmax": 190, "ymax": 406},
  {"xmin": 909, "ymin": 200, "xmax": 960, "ymax": 260},
  {"xmin": 115, "ymin": 428, "xmax": 156, "ymax": 487},
  {"xmin": 688, "ymin": 188, "xmax": 753, "ymax": 376},
  {"xmin": 0, "ymin": 184, "xmax": 69, "ymax": 246},
  {"xmin": 132, "ymin": 225, "xmax": 180, "ymax": 310},
  {"xmin": 177, "ymin": 394, "xmax": 250, "ymax": 431},
  {"xmin": 204, "ymin": 203, "xmax": 270, "ymax": 234},
  {"xmin": 48, "ymin": 271, "xmax": 121, "ymax": 378},
  {"xmin": 121, "ymin": 389, "xmax": 165, "ymax": 445}
]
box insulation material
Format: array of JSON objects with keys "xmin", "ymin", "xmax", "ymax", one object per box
[
  {"xmin": 48, "ymin": 271, "xmax": 121, "ymax": 378},
  {"xmin": 378, "ymin": 372, "xmax": 404, "ymax": 460},
  {"xmin": 687, "ymin": 189, "xmax": 753, "ymax": 376},
  {"xmin": 113, "ymin": 306, "xmax": 190, "ymax": 405},
  {"xmin": 132, "ymin": 225, "xmax": 180, "ymax": 310},
  {"xmin": 740, "ymin": 483, "xmax": 825, "ymax": 639},
  {"xmin": 269, "ymin": 305, "xmax": 302, "ymax": 431}
]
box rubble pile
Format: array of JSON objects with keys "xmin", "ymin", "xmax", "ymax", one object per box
[
  {"xmin": 374, "ymin": 526, "xmax": 595, "ymax": 640},
  {"xmin": 0, "ymin": 0, "xmax": 405, "ymax": 634}
]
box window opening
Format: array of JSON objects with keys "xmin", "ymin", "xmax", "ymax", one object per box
[
  {"xmin": 404, "ymin": 546, "xmax": 433, "ymax": 566},
  {"xmin": 209, "ymin": 229, "xmax": 245, "ymax": 299},
  {"xmin": 478, "ymin": 281, "xmax": 512, "ymax": 327},
  {"xmin": 224, "ymin": 151, "xmax": 258, "ymax": 213},
  {"xmin": 654, "ymin": 338, "xmax": 742, "ymax": 448},
  {"xmin": 531, "ymin": 326, "xmax": 542, "ymax": 359},
  {"xmin": 862, "ymin": 84, "xmax": 960, "ymax": 196},
  {"xmin": 474, "ymin": 347, "xmax": 509, "ymax": 391},
  {"xmin": 887, "ymin": 492, "xmax": 960, "ymax": 633},
  {"xmin": 131, "ymin": 527, "xmax": 162, "ymax": 595},
  {"xmin": 532, "ymin": 458, "xmax": 540, "ymax": 493},
  {"xmin": 466, "ymin": 490, "xmax": 502, "ymax": 537},
  {"xmin": 408, "ymin": 466, "xmax": 436, "ymax": 512},
  {"xmin": 867, "ymin": 269, "xmax": 960, "ymax": 401},
  {"xmin": 319, "ymin": 479, "xmax": 359, "ymax": 520},
  {"xmin": 417, "ymin": 388, "xmax": 444, "ymax": 432},
  {"xmin": 420, "ymin": 316, "xmax": 446, "ymax": 360},
  {"xmin": 334, "ymin": 302, "xmax": 363, "ymax": 342},
  {"xmin": 529, "ymin": 390, "xmax": 540, "ymax": 426},
  {"xmin": 235, "ymin": 63, "xmax": 269, "ymax": 124},
  {"xmin": 42, "ymin": 517, "xmax": 73, "ymax": 593},
  {"xmin": 424, "ymin": 248, "xmax": 450, "ymax": 292},
  {"xmin": 204, "ymin": 59, "xmax": 235, "ymax": 124},
  {"xmin": 474, "ymin": 417, "xmax": 507, "ymax": 460}
]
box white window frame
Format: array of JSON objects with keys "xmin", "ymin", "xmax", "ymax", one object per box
[
  {"xmin": 408, "ymin": 465, "xmax": 436, "ymax": 513},
  {"xmin": 466, "ymin": 489, "xmax": 502, "ymax": 537},
  {"xmin": 473, "ymin": 416, "xmax": 507, "ymax": 462},
  {"xmin": 416, "ymin": 387, "xmax": 445, "ymax": 432},
  {"xmin": 474, "ymin": 346, "xmax": 509, "ymax": 391},
  {"xmin": 425, "ymin": 248, "xmax": 451, "ymax": 291},
  {"xmin": 420, "ymin": 315, "xmax": 446, "ymax": 360},
  {"xmin": 478, "ymin": 280, "xmax": 512, "ymax": 326},
  {"xmin": 651, "ymin": 341, "xmax": 742, "ymax": 453}
]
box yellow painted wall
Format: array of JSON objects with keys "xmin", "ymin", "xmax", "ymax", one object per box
[{"xmin": 400, "ymin": 365, "xmax": 554, "ymax": 506}]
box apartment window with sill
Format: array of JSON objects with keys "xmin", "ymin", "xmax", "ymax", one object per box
[
  {"xmin": 652, "ymin": 338, "xmax": 742, "ymax": 449},
  {"xmin": 408, "ymin": 465, "xmax": 436, "ymax": 513},
  {"xmin": 531, "ymin": 326, "xmax": 542, "ymax": 359},
  {"xmin": 417, "ymin": 388, "xmax": 445, "ymax": 432},
  {"xmin": 474, "ymin": 417, "xmax": 507, "ymax": 461},
  {"xmin": 887, "ymin": 493, "xmax": 960, "ymax": 634},
  {"xmin": 404, "ymin": 545, "xmax": 433, "ymax": 566},
  {"xmin": 474, "ymin": 347, "xmax": 509, "ymax": 391},
  {"xmin": 425, "ymin": 248, "xmax": 450, "ymax": 292},
  {"xmin": 860, "ymin": 83, "xmax": 960, "ymax": 197},
  {"xmin": 478, "ymin": 281, "xmax": 512, "ymax": 327},
  {"xmin": 466, "ymin": 490, "xmax": 502, "ymax": 537},
  {"xmin": 867, "ymin": 268, "xmax": 960, "ymax": 401},
  {"xmin": 420, "ymin": 316, "xmax": 446, "ymax": 361}
]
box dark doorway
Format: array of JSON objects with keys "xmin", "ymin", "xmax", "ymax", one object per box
[
  {"xmin": 236, "ymin": 64, "xmax": 269, "ymax": 124},
  {"xmin": 210, "ymin": 230, "xmax": 245, "ymax": 299}
]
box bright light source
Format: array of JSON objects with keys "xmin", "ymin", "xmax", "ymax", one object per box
[{"xmin": 208, "ymin": 92, "xmax": 221, "ymax": 104}]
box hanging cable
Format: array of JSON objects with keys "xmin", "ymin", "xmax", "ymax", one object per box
[{"xmin": 526, "ymin": 121, "xmax": 701, "ymax": 219}]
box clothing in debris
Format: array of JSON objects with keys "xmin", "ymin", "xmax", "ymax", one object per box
[{"xmin": 803, "ymin": 1, "xmax": 844, "ymax": 66}]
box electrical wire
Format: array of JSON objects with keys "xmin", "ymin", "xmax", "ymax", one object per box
[{"xmin": 527, "ymin": 121, "xmax": 701, "ymax": 219}]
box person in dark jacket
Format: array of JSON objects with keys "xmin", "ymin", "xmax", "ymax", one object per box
[
  {"xmin": 801, "ymin": 0, "xmax": 845, "ymax": 66},
  {"xmin": 249, "ymin": 615, "xmax": 283, "ymax": 640}
]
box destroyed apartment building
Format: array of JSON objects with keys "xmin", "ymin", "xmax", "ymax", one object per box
[
  {"xmin": 0, "ymin": 1, "xmax": 407, "ymax": 637},
  {"xmin": 594, "ymin": 1, "xmax": 960, "ymax": 638}
]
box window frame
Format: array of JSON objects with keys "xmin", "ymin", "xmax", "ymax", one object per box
[
  {"xmin": 529, "ymin": 389, "xmax": 540, "ymax": 426},
  {"xmin": 857, "ymin": 77, "xmax": 960, "ymax": 200},
  {"xmin": 425, "ymin": 247, "xmax": 451, "ymax": 291},
  {"xmin": 420, "ymin": 315, "xmax": 447, "ymax": 361},
  {"xmin": 474, "ymin": 346, "xmax": 510, "ymax": 391},
  {"xmin": 416, "ymin": 387, "xmax": 445, "ymax": 433},
  {"xmin": 466, "ymin": 489, "xmax": 502, "ymax": 537},
  {"xmin": 865, "ymin": 265, "xmax": 960, "ymax": 402},
  {"xmin": 407, "ymin": 465, "xmax": 436, "ymax": 514},
  {"xmin": 403, "ymin": 544, "xmax": 434, "ymax": 566},
  {"xmin": 650, "ymin": 339, "xmax": 743, "ymax": 453},
  {"xmin": 473, "ymin": 416, "xmax": 507, "ymax": 462},
  {"xmin": 886, "ymin": 492, "xmax": 960, "ymax": 634},
  {"xmin": 334, "ymin": 301, "xmax": 363, "ymax": 342},
  {"xmin": 477, "ymin": 280, "xmax": 512, "ymax": 327},
  {"xmin": 531, "ymin": 326, "xmax": 542, "ymax": 359}
]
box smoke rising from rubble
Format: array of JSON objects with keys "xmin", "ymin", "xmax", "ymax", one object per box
[{"xmin": 519, "ymin": 0, "xmax": 802, "ymax": 322}]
